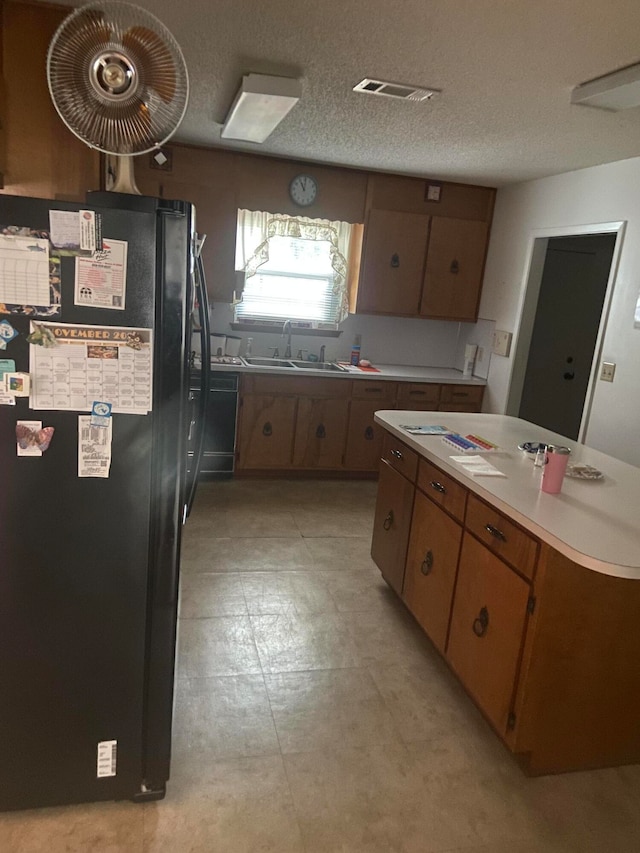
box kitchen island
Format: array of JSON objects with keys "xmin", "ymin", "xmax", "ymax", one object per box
[{"xmin": 371, "ymin": 411, "xmax": 640, "ymax": 775}]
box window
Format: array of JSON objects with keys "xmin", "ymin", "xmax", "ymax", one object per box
[{"xmin": 234, "ymin": 210, "xmax": 358, "ymax": 327}]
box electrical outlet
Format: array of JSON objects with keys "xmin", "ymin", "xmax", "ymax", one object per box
[
  {"xmin": 600, "ymin": 362, "xmax": 616, "ymax": 382},
  {"xmin": 492, "ymin": 330, "xmax": 512, "ymax": 357}
]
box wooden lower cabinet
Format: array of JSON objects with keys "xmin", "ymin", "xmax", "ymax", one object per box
[
  {"xmin": 371, "ymin": 461, "xmax": 414, "ymax": 595},
  {"xmin": 236, "ymin": 395, "xmax": 297, "ymax": 469},
  {"xmin": 344, "ymin": 399, "xmax": 385, "ymax": 470},
  {"xmin": 293, "ymin": 397, "xmax": 350, "ymax": 468},
  {"xmin": 403, "ymin": 491, "xmax": 462, "ymax": 653},
  {"xmin": 445, "ymin": 533, "xmax": 530, "ymax": 735}
]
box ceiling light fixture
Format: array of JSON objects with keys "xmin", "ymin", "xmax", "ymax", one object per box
[
  {"xmin": 221, "ymin": 74, "xmax": 302, "ymax": 143},
  {"xmin": 571, "ymin": 62, "xmax": 640, "ymax": 111}
]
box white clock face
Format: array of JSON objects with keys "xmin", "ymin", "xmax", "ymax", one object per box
[{"xmin": 290, "ymin": 174, "xmax": 318, "ymax": 207}]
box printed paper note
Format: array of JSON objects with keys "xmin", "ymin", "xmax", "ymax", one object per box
[
  {"xmin": 0, "ymin": 234, "xmax": 50, "ymax": 307},
  {"xmin": 75, "ymin": 239, "xmax": 127, "ymax": 310},
  {"xmin": 78, "ymin": 415, "xmax": 112, "ymax": 477}
]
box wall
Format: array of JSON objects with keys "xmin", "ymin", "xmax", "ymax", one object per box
[{"xmin": 479, "ymin": 156, "xmax": 640, "ymax": 466}]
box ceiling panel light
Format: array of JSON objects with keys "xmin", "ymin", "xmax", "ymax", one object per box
[
  {"xmin": 221, "ymin": 74, "xmax": 302, "ymax": 143},
  {"xmin": 571, "ymin": 63, "xmax": 640, "ymax": 111},
  {"xmin": 353, "ymin": 78, "xmax": 440, "ymax": 102}
]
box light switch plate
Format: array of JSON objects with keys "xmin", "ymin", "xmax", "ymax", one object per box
[
  {"xmin": 600, "ymin": 362, "xmax": 616, "ymax": 382},
  {"xmin": 492, "ymin": 330, "xmax": 512, "ymax": 357}
]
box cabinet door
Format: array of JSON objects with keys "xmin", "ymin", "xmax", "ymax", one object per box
[
  {"xmin": 420, "ymin": 218, "xmax": 489, "ymax": 321},
  {"xmin": 447, "ymin": 533, "xmax": 530, "ymax": 733},
  {"xmin": 293, "ymin": 397, "xmax": 349, "ymax": 468},
  {"xmin": 403, "ymin": 491, "xmax": 463, "ymax": 653},
  {"xmin": 396, "ymin": 382, "xmax": 441, "ymax": 411},
  {"xmin": 371, "ymin": 461, "xmax": 414, "ymax": 595},
  {"xmin": 358, "ymin": 209, "xmax": 430, "ymax": 315},
  {"xmin": 344, "ymin": 400, "xmax": 387, "ymax": 471},
  {"xmin": 236, "ymin": 395, "xmax": 296, "ymax": 469}
]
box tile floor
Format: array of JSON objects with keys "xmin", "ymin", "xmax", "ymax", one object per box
[{"xmin": 3, "ymin": 478, "xmax": 640, "ymax": 852}]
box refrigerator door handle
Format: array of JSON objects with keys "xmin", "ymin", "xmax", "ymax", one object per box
[{"xmin": 185, "ymin": 247, "xmax": 211, "ymax": 519}]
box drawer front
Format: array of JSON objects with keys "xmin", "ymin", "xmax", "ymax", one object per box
[
  {"xmin": 440, "ymin": 384, "xmax": 484, "ymax": 404},
  {"xmin": 438, "ymin": 402, "xmax": 480, "ymax": 413},
  {"xmin": 381, "ymin": 433, "xmax": 419, "ymax": 482},
  {"xmin": 241, "ymin": 374, "xmax": 351, "ymax": 397},
  {"xmin": 417, "ymin": 459, "xmax": 468, "ymax": 523},
  {"xmin": 466, "ymin": 494, "xmax": 538, "ymax": 580},
  {"xmin": 352, "ymin": 380, "xmax": 398, "ymax": 402},
  {"xmin": 396, "ymin": 382, "xmax": 441, "ymax": 408}
]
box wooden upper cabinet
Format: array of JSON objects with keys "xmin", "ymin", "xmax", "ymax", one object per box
[
  {"xmin": 420, "ymin": 218, "xmax": 489, "ymax": 321},
  {"xmin": 357, "ymin": 209, "xmax": 430, "ymax": 315}
]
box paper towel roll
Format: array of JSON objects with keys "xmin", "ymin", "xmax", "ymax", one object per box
[{"xmin": 463, "ymin": 344, "xmax": 478, "ymax": 378}]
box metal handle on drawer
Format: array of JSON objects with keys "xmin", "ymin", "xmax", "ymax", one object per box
[
  {"xmin": 391, "ymin": 449, "xmax": 403, "ymax": 460},
  {"xmin": 262, "ymin": 422, "xmax": 273, "ymax": 437},
  {"xmin": 472, "ymin": 606, "xmax": 489, "ymax": 637},
  {"xmin": 452, "ymin": 391, "xmax": 468, "ymax": 398},
  {"xmin": 364, "ymin": 426, "xmax": 374, "ymax": 440},
  {"xmin": 421, "ymin": 550, "xmax": 434, "ymax": 575},
  {"xmin": 383, "ymin": 511, "xmax": 394, "ymax": 531},
  {"xmin": 484, "ymin": 523, "xmax": 506, "ymax": 542},
  {"xmin": 316, "ymin": 424, "xmax": 326, "ymax": 439},
  {"xmin": 365, "ymin": 387, "xmax": 383, "ymax": 393},
  {"xmin": 430, "ymin": 481, "xmax": 446, "ymax": 494}
]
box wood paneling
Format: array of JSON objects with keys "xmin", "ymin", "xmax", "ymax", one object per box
[
  {"xmin": 366, "ymin": 173, "xmax": 496, "ymax": 221},
  {"xmin": 1, "ymin": 0, "xmax": 100, "ymax": 200},
  {"xmin": 404, "ymin": 491, "xmax": 463, "ymax": 653}
]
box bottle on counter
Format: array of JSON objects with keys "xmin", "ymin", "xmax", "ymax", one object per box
[
  {"xmin": 350, "ymin": 334, "xmax": 362, "ymax": 366},
  {"xmin": 245, "ymin": 337, "xmax": 253, "ymax": 357}
]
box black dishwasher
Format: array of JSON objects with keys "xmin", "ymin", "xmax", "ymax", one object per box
[{"xmin": 187, "ymin": 372, "xmax": 239, "ymax": 478}]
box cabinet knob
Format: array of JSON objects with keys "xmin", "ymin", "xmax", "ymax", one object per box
[
  {"xmin": 390, "ymin": 253, "xmax": 400, "ymax": 268},
  {"xmin": 316, "ymin": 424, "xmax": 326, "ymax": 439},
  {"xmin": 450, "ymin": 259, "xmax": 460, "ymax": 274},
  {"xmin": 364, "ymin": 426, "xmax": 375, "ymax": 440},
  {"xmin": 484, "ymin": 523, "xmax": 506, "ymax": 542},
  {"xmin": 472, "ymin": 606, "xmax": 490, "ymax": 637},
  {"xmin": 421, "ymin": 550, "xmax": 434, "ymax": 575},
  {"xmin": 383, "ymin": 510, "xmax": 394, "ymax": 531},
  {"xmin": 262, "ymin": 422, "xmax": 273, "ymax": 437},
  {"xmin": 430, "ymin": 480, "xmax": 446, "ymax": 494},
  {"xmin": 391, "ymin": 449, "xmax": 403, "ymax": 459}
]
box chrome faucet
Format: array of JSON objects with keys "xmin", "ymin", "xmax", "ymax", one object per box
[{"xmin": 282, "ymin": 320, "xmax": 293, "ymax": 359}]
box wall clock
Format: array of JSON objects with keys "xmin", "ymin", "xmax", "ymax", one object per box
[{"xmin": 289, "ymin": 174, "xmax": 318, "ymax": 207}]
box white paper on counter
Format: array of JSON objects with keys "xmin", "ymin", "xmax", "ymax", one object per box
[
  {"xmin": 78, "ymin": 415, "xmax": 112, "ymax": 478},
  {"xmin": 74, "ymin": 238, "xmax": 127, "ymax": 309},
  {"xmin": 29, "ymin": 321, "xmax": 152, "ymax": 414},
  {"xmin": 449, "ymin": 454, "xmax": 507, "ymax": 477},
  {"xmin": 0, "ymin": 234, "xmax": 50, "ymax": 306}
]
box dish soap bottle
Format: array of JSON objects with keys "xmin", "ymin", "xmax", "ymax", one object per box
[{"xmin": 350, "ymin": 334, "xmax": 361, "ymax": 366}]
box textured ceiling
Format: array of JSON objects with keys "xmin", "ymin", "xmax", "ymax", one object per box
[{"xmin": 45, "ymin": 0, "xmax": 640, "ymax": 187}]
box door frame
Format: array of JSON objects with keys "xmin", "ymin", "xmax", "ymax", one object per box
[{"xmin": 505, "ymin": 220, "xmax": 626, "ymax": 444}]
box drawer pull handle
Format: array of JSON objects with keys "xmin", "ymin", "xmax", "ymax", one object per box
[
  {"xmin": 452, "ymin": 391, "xmax": 467, "ymax": 398},
  {"xmin": 430, "ymin": 480, "xmax": 446, "ymax": 494},
  {"xmin": 383, "ymin": 511, "xmax": 394, "ymax": 531},
  {"xmin": 364, "ymin": 426, "xmax": 374, "ymax": 440},
  {"xmin": 365, "ymin": 387, "xmax": 383, "ymax": 393},
  {"xmin": 484, "ymin": 523, "xmax": 506, "ymax": 542},
  {"xmin": 472, "ymin": 606, "xmax": 489, "ymax": 638},
  {"xmin": 316, "ymin": 424, "xmax": 326, "ymax": 439},
  {"xmin": 450, "ymin": 259, "xmax": 460, "ymax": 275},
  {"xmin": 421, "ymin": 550, "xmax": 434, "ymax": 575},
  {"xmin": 409, "ymin": 390, "xmax": 427, "ymax": 396},
  {"xmin": 391, "ymin": 449, "xmax": 403, "ymax": 460},
  {"xmin": 262, "ymin": 422, "xmax": 273, "ymax": 437}
]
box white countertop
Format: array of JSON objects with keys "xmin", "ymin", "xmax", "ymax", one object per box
[
  {"xmin": 375, "ymin": 411, "xmax": 640, "ymax": 580},
  {"xmin": 203, "ymin": 360, "xmax": 486, "ymax": 386}
]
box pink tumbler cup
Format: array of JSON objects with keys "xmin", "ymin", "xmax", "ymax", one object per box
[{"xmin": 540, "ymin": 445, "xmax": 571, "ymax": 494}]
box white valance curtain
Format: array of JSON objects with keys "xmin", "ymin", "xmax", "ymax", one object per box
[{"xmin": 235, "ymin": 209, "xmax": 352, "ymax": 322}]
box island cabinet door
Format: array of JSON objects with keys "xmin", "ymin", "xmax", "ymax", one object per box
[
  {"xmin": 446, "ymin": 532, "xmax": 531, "ymax": 734},
  {"xmin": 236, "ymin": 395, "xmax": 297, "ymax": 469},
  {"xmin": 293, "ymin": 397, "xmax": 350, "ymax": 468},
  {"xmin": 403, "ymin": 490, "xmax": 463, "ymax": 653},
  {"xmin": 371, "ymin": 460, "xmax": 415, "ymax": 595}
]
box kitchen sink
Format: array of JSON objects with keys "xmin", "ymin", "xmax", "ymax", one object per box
[
  {"xmin": 290, "ymin": 360, "xmax": 347, "ymax": 372},
  {"xmin": 243, "ymin": 357, "xmax": 296, "ymax": 368},
  {"xmin": 241, "ymin": 357, "xmax": 347, "ymax": 372}
]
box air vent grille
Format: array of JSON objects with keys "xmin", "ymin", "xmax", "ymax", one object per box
[{"xmin": 353, "ymin": 78, "xmax": 439, "ymax": 102}]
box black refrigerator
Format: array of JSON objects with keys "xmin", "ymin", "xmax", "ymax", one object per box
[{"xmin": 0, "ymin": 190, "xmax": 210, "ymax": 811}]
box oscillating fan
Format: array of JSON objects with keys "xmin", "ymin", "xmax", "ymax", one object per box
[{"xmin": 47, "ymin": 0, "xmax": 189, "ymax": 193}]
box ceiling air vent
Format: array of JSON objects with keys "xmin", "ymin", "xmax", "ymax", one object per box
[{"xmin": 353, "ymin": 78, "xmax": 440, "ymax": 102}]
